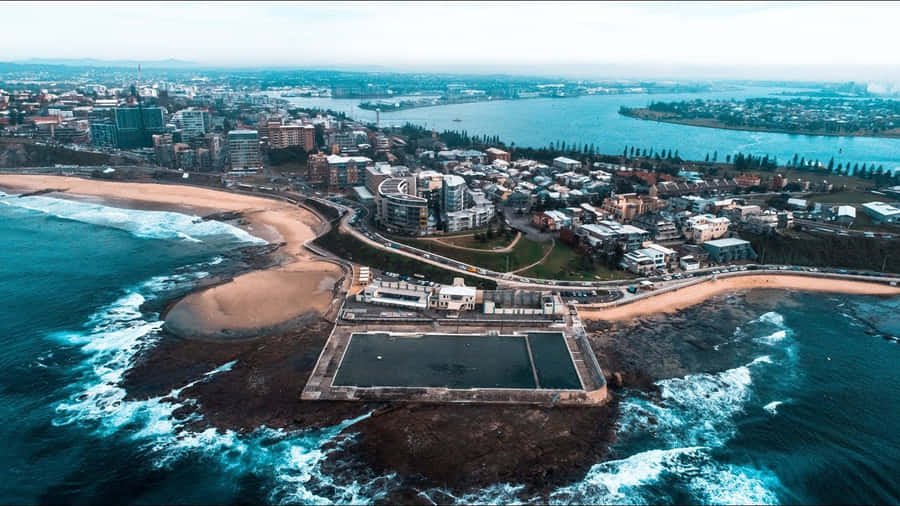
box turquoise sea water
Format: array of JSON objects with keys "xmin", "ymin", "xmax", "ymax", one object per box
[
  {"xmin": 277, "ymin": 86, "xmax": 900, "ymax": 171},
  {"xmin": 1, "ymin": 192, "xmax": 898, "ymax": 504}
]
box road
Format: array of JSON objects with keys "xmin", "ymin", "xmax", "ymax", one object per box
[
  {"xmin": 295, "ymin": 190, "xmax": 899, "ymax": 296},
  {"xmin": 5, "ymin": 166, "xmax": 898, "ymax": 297}
]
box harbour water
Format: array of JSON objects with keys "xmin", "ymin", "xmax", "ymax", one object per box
[
  {"xmin": 276, "ymin": 86, "xmax": 900, "ymax": 171},
  {"xmin": 2, "ymin": 192, "xmax": 898, "ymax": 504}
]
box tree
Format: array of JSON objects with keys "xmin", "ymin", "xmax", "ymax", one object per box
[
  {"xmin": 726, "ymin": 154, "xmax": 731, "ymax": 163},
  {"xmin": 705, "ymin": 153, "xmax": 710, "ymax": 162},
  {"xmin": 712, "ymin": 150, "xmax": 718, "ymax": 162},
  {"xmin": 827, "ymin": 157, "xmax": 834, "ymax": 171}
]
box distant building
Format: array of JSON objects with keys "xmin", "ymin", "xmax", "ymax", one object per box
[
  {"xmin": 485, "ymin": 147, "xmax": 511, "ymax": 163},
  {"xmin": 307, "ymin": 153, "xmax": 328, "ymax": 184},
  {"xmin": 227, "ymin": 129, "xmax": 261, "ymax": 172},
  {"xmin": 601, "ymin": 193, "xmax": 664, "ymax": 222},
  {"xmin": 532, "ymin": 210, "xmax": 570, "ymax": 231},
  {"xmin": 114, "ymin": 106, "xmax": 166, "ymax": 148},
  {"xmin": 679, "ymin": 255, "xmax": 700, "ymax": 271},
  {"xmin": 376, "ymin": 177, "xmax": 428, "ymax": 236},
  {"xmin": 553, "ymin": 156, "xmax": 582, "ymax": 171},
  {"xmin": 171, "ymin": 107, "xmax": 210, "ymax": 140},
  {"xmin": 683, "ymin": 214, "xmax": 730, "ymax": 243},
  {"xmin": 703, "ymin": 238, "xmax": 757, "ymax": 263},
  {"xmin": 327, "ymin": 154, "xmax": 372, "ymax": 187},
  {"xmin": 734, "ymin": 173, "xmax": 761, "ymax": 188},
  {"xmin": 621, "ymin": 243, "xmax": 677, "ymax": 274},
  {"xmin": 862, "ymin": 201, "xmax": 900, "ymax": 224},
  {"xmin": 483, "ymin": 290, "xmax": 564, "ymax": 315},
  {"xmin": 576, "ymin": 221, "xmax": 650, "ymax": 252}
]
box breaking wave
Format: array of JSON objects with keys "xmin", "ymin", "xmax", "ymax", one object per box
[
  {"xmin": 49, "ymin": 269, "xmax": 393, "ymax": 504},
  {"xmin": 763, "ymin": 401, "xmax": 783, "ymax": 415},
  {"xmin": 548, "ymin": 446, "xmax": 780, "ymax": 505},
  {"xmin": 0, "ymin": 193, "xmax": 265, "ymax": 245}
]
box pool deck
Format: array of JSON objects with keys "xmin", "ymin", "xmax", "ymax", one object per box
[{"xmin": 301, "ymin": 309, "xmax": 609, "ymax": 406}]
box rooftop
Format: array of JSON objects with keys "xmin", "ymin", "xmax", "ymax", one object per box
[{"xmin": 704, "ymin": 238, "xmax": 751, "ymax": 248}]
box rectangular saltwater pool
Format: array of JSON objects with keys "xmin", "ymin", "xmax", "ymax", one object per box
[{"xmin": 332, "ymin": 331, "xmax": 582, "ymax": 390}]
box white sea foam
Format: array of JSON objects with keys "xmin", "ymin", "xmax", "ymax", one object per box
[
  {"xmin": 0, "ymin": 194, "xmax": 265, "ymax": 244},
  {"xmin": 757, "ymin": 329, "xmax": 788, "ymax": 344},
  {"xmin": 754, "ymin": 311, "xmax": 785, "ymax": 327},
  {"xmin": 548, "ymin": 446, "xmax": 779, "ymax": 505},
  {"xmin": 421, "ymin": 483, "xmax": 530, "ymax": 506},
  {"xmin": 751, "ymin": 355, "xmax": 774, "ymax": 365},
  {"xmin": 763, "ymin": 401, "xmax": 783, "ymax": 415},
  {"xmin": 51, "ymin": 270, "xmax": 391, "ymax": 504}
]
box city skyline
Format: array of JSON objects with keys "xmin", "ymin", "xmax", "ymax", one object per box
[{"xmin": 5, "ymin": 1, "xmax": 900, "ymax": 81}]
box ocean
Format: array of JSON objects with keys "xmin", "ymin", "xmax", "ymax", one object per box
[
  {"xmin": 275, "ymin": 86, "xmax": 900, "ymax": 171},
  {"xmin": 2, "ymin": 191, "xmax": 898, "ymax": 504}
]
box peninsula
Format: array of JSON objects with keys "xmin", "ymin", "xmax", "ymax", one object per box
[{"xmin": 620, "ymin": 97, "xmax": 900, "ymax": 139}]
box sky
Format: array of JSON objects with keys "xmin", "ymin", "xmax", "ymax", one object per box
[{"xmin": 5, "ymin": 1, "xmax": 900, "ymax": 80}]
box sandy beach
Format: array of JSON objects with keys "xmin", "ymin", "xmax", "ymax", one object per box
[
  {"xmin": 0, "ymin": 174, "xmax": 344, "ymax": 338},
  {"xmin": 579, "ymin": 275, "xmax": 900, "ymax": 321}
]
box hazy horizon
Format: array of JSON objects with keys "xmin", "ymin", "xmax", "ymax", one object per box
[{"xmin": 5, "ymin": 1, "xmax": 900, "ymax": 83}]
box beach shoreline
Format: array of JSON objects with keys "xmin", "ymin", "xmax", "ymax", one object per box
[
  {"xmin": 0, "ymin": 174, "xmax": 345, "ymax": 339},
  {"xmin": 578, "ymin": 274, "xmax": 900, "ymax": 322}
]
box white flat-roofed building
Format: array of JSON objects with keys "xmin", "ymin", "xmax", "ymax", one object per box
[
  {"xmin": 432, "ymin": 285, "xmax": 477, "ymax": 311},
  {"xmin": 680, "ymin": 255, "xmax": 700, "ymax": 271},
  {"xmin": 356, "ymin": 280, "xmax": 431, "ymax": 310},
  {"xmin": 787, "ymin": 198, "xmax": 808, "ymax": 209},
  {"xmin": 862, "ymin": 201, "xmax": 900, "ymax": 224},
  {"xmin": 703, "ymin": 238, "xmax": 757, "ymax": 263},
  {"xmin": 553, "ymin": 156, "xmax": 582, "ymax": 171},
  {"xmin": 621, "ymin": 243, "xmax": 677, "ymax": 274}
]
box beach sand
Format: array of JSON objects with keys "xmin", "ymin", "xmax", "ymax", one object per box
[
  {"xmin": 579, "ymin": 275, "xmax": 900, "ymax": 322},
  {"xmin": 0, "ymin": 174, "xmax": 344, "ymax": 338}
]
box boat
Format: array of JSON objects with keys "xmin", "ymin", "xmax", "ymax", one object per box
[{"xmin": 452, "ymin": 118, "xmax": 462, "ymax": 122}]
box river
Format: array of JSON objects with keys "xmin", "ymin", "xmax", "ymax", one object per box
[{"xmin": 272, "ymin": 86, "xmax": 900, "ymax": 172}]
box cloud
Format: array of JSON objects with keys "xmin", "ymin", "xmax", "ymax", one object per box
[{"xmin": 4, "ymin": 1, "xmax": 898, "ymax": 70}]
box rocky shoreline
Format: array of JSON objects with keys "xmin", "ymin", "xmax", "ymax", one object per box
[{"xmin": 124, "ymin": 246, "xmax": 807, "ymax": 500}]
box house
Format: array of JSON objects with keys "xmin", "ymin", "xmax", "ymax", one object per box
[
  {"xmin": 683, "ymin": 214, "xmax": 730, "ymax": 243},
  {"xmin": 621, "ymin": 243, "xmax": 677, "ymax": 274},
  {"xmin": 552, "ymin": 156, "xmax": 582, "ymax": 171},
  {"xmin": 531, "ymin": 210, "xmax": 570, "ymax": 231},
  {"xmin": 703, "ymin": 238, "xmax": 757, "ymax": 263},
  {"xmin": 679, "ymin": 255, "xmax": 700, "ymax": 271}
]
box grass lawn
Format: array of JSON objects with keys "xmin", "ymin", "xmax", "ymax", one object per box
[
  {"xmin": 519, "ymin": 243, "xmax": 633, "ymax": 281},
  {"xmin": 314, "ymin": 228, "xmax": 496, "ymax": 289},
  {"xmin": 438, "ymin": 233, "xmax": 516, "ymax": 250},
  {"xmin": 807, "ymin": 191, "xmax": 895, "ymax": 205},
  {"xmin": 849, "ymin": 212, "xmax": 900, "ymax": 234},
  {"xmin": 392, "ymin": 235, "xmax": 549, "ymax": 272}
]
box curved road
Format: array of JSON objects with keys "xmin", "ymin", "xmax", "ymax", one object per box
[{"xmin": 293, "ymin": 192, "xmax": 899, "ymax": 296}]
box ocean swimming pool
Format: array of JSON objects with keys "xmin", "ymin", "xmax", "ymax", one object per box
[{"xmin": 332, "ymin": 331, "xmax": 582, "ymax": 390}]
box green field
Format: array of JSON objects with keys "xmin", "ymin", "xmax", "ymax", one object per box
[
  {"xmin": 807, "ymin": 191, "xmax": 895, "ymax": 205},
  {"xmin": 314, "ymin": 228, "xmax": 496, "ymax": 289},
  {"xmin": 437, "ymin": 233, "xmax": 516, "ymax": 251},
  {"xmin": 392, "ymin": 235, "xmax": 549, "ymax": 272},
  {"xmin": 519, "ymin": 243, "xmax": 633, "ymax": 281}
]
